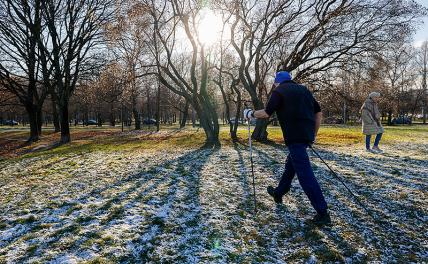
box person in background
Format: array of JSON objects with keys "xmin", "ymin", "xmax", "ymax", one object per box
[{"xmin": 360, "ymin": 92, "xmax": 384, "ymax": 153}]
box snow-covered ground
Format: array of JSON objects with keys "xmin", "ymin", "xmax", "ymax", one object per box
[{"xmin": 0, "ymin": 141, "xmax": 427, "ymax": 263}]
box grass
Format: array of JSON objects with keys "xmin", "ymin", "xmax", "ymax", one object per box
[
  {"xmin": 264, "ymin": 125, "xmax": 428, "ymax": 146},
  {"xmin": 101, "ymin": 206, "xmax": 125, "ymax": 225},
  {"xmin": 315, "ymin": 244, "xmax": 344, "ymax": 262},
  {"xmin": 82, "ymin": 257, "xmax": 114, "ymax": 264},
  {"xmin": 0, "ymin": 124, "xmax": 426, "ymax": 263},
  {"xmin": 65, "ymin": 204, "xmax": 83, "ymax": 216},
  {"xmin": 32, "ymin": 223, "xmax": 52, "ymax": 232},
  {"xmin": 16, "ymin": 215, "xmax": 37, "ymax": 225},
  {"xmin": 0, "ymin": 221, "xmax": 7, "ymax": 230},
  {"xmin": 26, "ymin": 244, "xmax": 38, "ymax": 255},
  {"xmin": 1, "ymin": 125, "xmax": 427, "ymax": 161}
]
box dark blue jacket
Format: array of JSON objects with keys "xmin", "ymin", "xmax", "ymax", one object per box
[{"xmin": 265, "ymin": 80, "xmax": 321, "ymax": 145}]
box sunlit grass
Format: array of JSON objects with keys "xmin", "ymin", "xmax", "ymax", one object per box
[
  {"xmin": 1, "ymin": 125, "xmax": 427, "ymax": 161},
  {"xmin": 225, "ymin": 125, "xmax": 428, "ymax": 146}
]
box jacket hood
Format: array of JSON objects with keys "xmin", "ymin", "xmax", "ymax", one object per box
[{"xmin": 361, "ymin": 98, "xmax": 376, "ymax": 111}]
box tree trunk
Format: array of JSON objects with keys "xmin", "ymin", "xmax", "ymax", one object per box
[
  {"xmin": 218, "ymin": 82, "xmax": 234, "ymax": 139},
  {"xmin": 37, "ymin": 108, "xmax": 43, "ymax": 136},
  {"xmin": 342, "ymin": 100, "xmax": 347, "ymax": 124},
  {"xmin": 196, "ymin": 95, "xmax": 220, "ymax": 145},
  {"xmin": 199, "ymin": 112, "xmax": 219, "ymax": 145},
  {"xmin": 229, "ymin": 116, "xmax": 237, "ymax": 140},
  {"xmin": 252, "ymin": 118, "xmax": 269, "ymax": 141},
  {"xmin": 156, "ymin": 83, "xmax": 160, "ymax": 132},
  {"xmin": 423, "ymin": 90, "xmax": 427, "ymax": 124},
  {"xmin": 180, "ymin": 100, "xmax": 189, "ymax": 128},
  {"xmin": 121, "ymin": 104, "xmax": 124, "ymax": 132},
  {"xmin": 231, "ymin": 97, "xmax": 242, "ymax": 140},
  {"xmin": 110, "ymin": 112, "xmax": 116, "ymax": 126},
  {"xmin": 84, "ymin": 110, "xmax": 89, "ymax": 126},
  {"xmin": 132, "ymin": 94, "xmax": 141, "ymax": 130},
  {"xmin": 191, "ymin": 107, "xmax": 196, "ymax": 128},
  {"xmin": 387, "ymin": 111, "xmax": 392, "ymax": 126},
  {"xmin": 133, "ymin": 109, "xmax": 141, "ymax": 130},
  {"xmin": 146, "ymin": 92, "xmax": 151, "ymax": 119},
  {"xmin": 26, "ymin": 105, "xmax": 40, "ymax": 142},
  {"xmin": 74, "ymin": 112, "xmax": 78, "ymax": 126},
  {"xmin": 422, "ymin": 42, "xmax": 427, "ymax": 124},
  {"xmin": 59, "ymin": 102, "xmax": 71, "ymax": 144},
  {"xmin": 51, "ymin": 95, "xmax": 60, "ymax": 132},
  {"xmin": 250, "ymin": 96, "xmax": 268, "ymax": 141},
  {"xmin": 97, "ymin": 112, "xmax": 102, "ymax": 127}
]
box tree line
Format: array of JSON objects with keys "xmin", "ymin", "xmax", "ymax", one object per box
[{"xmin": 0, "ymin": 0, "xmax": 427, "ymax": 145}]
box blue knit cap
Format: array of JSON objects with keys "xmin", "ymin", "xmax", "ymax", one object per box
[{"xmin": 274, "ymin": 71, "xmax": 292, "ymax": 83}]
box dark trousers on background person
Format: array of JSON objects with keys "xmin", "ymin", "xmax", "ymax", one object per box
[
  {"xmin": 275, "ymin": 143, "xmax": 328, "ymax": 215},
  {"xmin": 365, "ymin": 133, "xmax": 382, "ymax": 150}
]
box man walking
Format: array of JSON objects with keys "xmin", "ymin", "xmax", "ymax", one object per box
[{"xmin": 244, "ymin": 71, "xmax": 330, "ymax": 225}]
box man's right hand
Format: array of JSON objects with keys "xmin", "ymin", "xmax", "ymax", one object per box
[{"xmin": 243, "ymin": 109, "xmax": 254, "ymax": 120}]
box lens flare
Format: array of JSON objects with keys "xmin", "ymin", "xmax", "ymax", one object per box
[{"xmin": 197, "ymin": 8, "xmax": 224, "ymax": 46}]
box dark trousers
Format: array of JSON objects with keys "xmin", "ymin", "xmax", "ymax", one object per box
[
  {"xmin": 365, "ymin": 133, "xmax": 382, "ymax": 149},
  {"xmin": 275, "ymin": 143, "xmax": 328, "ymax": 215}
]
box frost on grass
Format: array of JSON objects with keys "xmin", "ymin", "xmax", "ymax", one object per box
[{"xmin": 0, "ymin": 140, "xmax": 427, "ymax": 263}]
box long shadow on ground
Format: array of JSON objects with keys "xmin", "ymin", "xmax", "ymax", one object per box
[
  {"xmin": 251, "ymin": 141, "xmax": 426, "ymax": 261},
  {"xmin": 234, "ymin": 141, "xmax": 364, "ymax": 262},
  {"xmin": 0, "ymin": 145, "xmax": 218, "ymax": 263},
  {"xmin": 1, "ymin": 140, "xmax": 426, "ymax": 262}
]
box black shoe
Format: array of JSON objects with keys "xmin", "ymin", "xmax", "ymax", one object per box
[
  {"xmin": 267, "ymin": 186, "xmax": 282, "ymax": 204},
  {"xmin": 310, "ymin": 212, "xmax": 331, "ymax": 226}
]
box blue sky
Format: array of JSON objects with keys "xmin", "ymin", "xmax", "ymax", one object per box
[{"xmin": 414, "ymin": 0, "xmax": 428, "ymax": 46}]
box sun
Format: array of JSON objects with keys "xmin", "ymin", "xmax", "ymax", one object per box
[{"xmin": 197, "ymin": 8, "xmax": 225, "ymax": 46}]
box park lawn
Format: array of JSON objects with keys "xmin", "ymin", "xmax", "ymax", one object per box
[
  {"xmin": 2, "ymin": 124, "xmax": 427, "ymax": 160},
  {"xmin": 266, "ymin": 124, "xmax": 428, "ymax": 145},
  {"xmin": 0, "ymin": 125, "xmax": 427, "ymax": 263}
]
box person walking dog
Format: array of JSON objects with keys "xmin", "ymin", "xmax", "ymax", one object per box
[
  {"xmin": 360, "ymin": 92, "xmax": 384, "ymax": 153},
  {"xmin": 243, "ymin": 71, "xmax": 330, "ymax": 226}
]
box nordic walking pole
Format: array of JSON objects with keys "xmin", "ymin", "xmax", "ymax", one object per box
[
  {"xmin": 247, "ymin": 119, "xmax": 257, "ymax": 215},
  {"xmin": 310, "ymin": 147, "xmax": 417, "ymax": 245},
  {"xmin": 309, "ymin": 145, "xmax": 371, "ymax": 215}
]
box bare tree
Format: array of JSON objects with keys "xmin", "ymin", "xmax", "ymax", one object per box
[
  {"xmin": 39, "ymin": 0, "xmax": 115, "ymax": 143},
  {"xmin": 163, "ymin": 92, "xmax": 189, "ymax": 128},
  {"xmin": 225, "ymin": 0, "xmax": 425, "ymax": 140},
  {"xmin": 0, "ymin": 88, "xmax": 16, "ymax": 107},
  {"xmin": 214, "ymin": 52, "xmax": 241, "ymax": 140},
  {"xmin": 93, "ymin": 62, "xmax": 126, "ymax": 126},
  {"xmin": 377, "ymin": 40, "xmax": 413, "ymax": 124},
  {"xmin": 105, "ymin": 2, "xmax": 150, "ymax": 130},
  {"xmin": 145, "ymin": 0, "xmax": 220, "ymax": 144},
  {"xmin": 421, "ymin": 41, "xmax": 428, "ymax": 124},
  {"xmin": 0, "ymin": 0, "xmax": 48, "ymax": 141}
]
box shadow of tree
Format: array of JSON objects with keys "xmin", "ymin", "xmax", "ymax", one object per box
[
  {"xmin": 232, "ymin": 141, "xmax": 255, "ymax": 214},
  {"xmin": 251, "ymin": 141, "xmax": 425, "ymax": 261},
  {"xmin": 2, "ymin": 145, "xmax": 217, "ymax": 262},
  {"xmin": 1, "ymin": 140, "xmax": 425, "ymax": 262}
]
